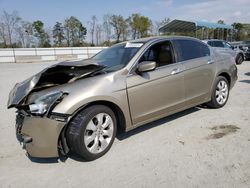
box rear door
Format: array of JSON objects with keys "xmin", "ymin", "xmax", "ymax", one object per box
[{"xmin": 173, "ymin": 39, "xmax": 216, "ymax": 106}]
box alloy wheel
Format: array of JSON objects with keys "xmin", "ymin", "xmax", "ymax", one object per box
[
  {"xmin": 215, "ymin": 80, "xmax": 228, "ymax": 105},
  {"xmin": 84, "ymin": 113, "xmax": 114, "ymax": 154}
]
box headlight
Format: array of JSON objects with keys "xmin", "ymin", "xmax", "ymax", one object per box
[{"xmin": 29, "ymin": 91, "xmax": 64, "ymax": 116}]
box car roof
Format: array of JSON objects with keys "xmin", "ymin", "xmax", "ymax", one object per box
[
  {"xmin": 125, "ymin": 36, "xmax": 202, "ymax": 44},
  {"xmin": 203, "ymin": 39, "xmax": 225, "ymax": 42}
]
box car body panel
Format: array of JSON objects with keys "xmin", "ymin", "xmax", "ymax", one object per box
[
  {"xmin": 127, "ymin": 62, "xmax": 185, "ymax": 125},
  {"xmin": 20, "ymin": 114, "xmax": 65, "ymax": 158},
  {"xmin": 181, "ymin": 56, "xmax": 216, "ymax": 106}
]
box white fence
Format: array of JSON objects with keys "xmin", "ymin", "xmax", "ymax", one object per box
[{"xmin": 0, "ymin": 47, "xmax": 107, "ymax": 63}]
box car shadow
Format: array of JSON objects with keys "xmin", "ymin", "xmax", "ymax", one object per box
[
  {"xmin": 245, "ymin": 72, "xmax": 250, "ymax": 76},
  {"xmin": 27, "ymin": 154, "xmax": 60, "ymax": 163},
  {"xmin": 240, "ymin": 80, "xmax": 250, "ymax": 84},
  {"xmin": 27, "ymin": 152, "xmax": 88, "ymax": 163},
  {"xmin": 117, "ymin": 106, "xmax": 201, "ymax": 141}
]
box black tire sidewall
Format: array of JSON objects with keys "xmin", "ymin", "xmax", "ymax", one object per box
[
  {"xmin": 210, "ymin": 76, "xmax": 230, "ymax": 108},
  {"xmin": 67, "ymin": 105, "xmax": 117, "ymax": 161},
  {"xmin": 236, "ymin": 54, "xmax": 243, "ymax": 65}
]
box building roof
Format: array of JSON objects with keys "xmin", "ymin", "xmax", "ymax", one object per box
[{"xmin": 159, "ymin": 19, "xmax": 233, "ymax": 33}]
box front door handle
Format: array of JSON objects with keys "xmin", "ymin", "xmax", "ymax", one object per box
[
  {"xmin": 171, "ymin": 68, "xmax": 181, "ymax": 75},
  {"xmin": 207, "ymin": 60, "xmax": 215, "ymax": 64}
]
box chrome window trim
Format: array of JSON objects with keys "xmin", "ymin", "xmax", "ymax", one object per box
[{"xmin": 127, "ymin": 38, "xmax": 177, "ymax": 76}]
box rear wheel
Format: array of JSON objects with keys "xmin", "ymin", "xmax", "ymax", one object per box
[
  {"xmin": 236, "ymin": 54, "xmax": 244, "ymax": 65},
  {"xmin": 207, "ymin": 76, "xmax": 229, "ymax": 108},
  {"xmin": 66, "ymin": 105, "xmax": 117, "ymax": 161}
]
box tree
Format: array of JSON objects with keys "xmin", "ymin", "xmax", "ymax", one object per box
[
  {"xmin": 154, "ymin": 18, "xmax": 171, "ymax": 35},
  {"xmin": 129, "ymin": 14, "xmax": 152, "ymax": 39},
  {"xmin": 121, "ymin": 18, "xmax": 129, "ymax": 41},
  {"xmin": 138, "ymin": 16, "xmax": 152, "ymax": 37},
  {"xmin": 0, "ymin": 22, "xmax": 7, "ymax": 47},
  {"xmin": 232, "ymin": 22, "xmax": 244, "ymax": 41},
  {"xmin": 88, "ymin": 16, "xmax": 97, "ymax": 45},
  {"xmin": 217, "ymin": 20, "xmax": 225, "ymax": 24},
  {"xmin": 64, "ymin": 16, "xmax": 87, "ymax": 47},
  {"xmin": 110, "ymin": 15, "xmax": 127, "ymax": 42},
  {"xmin": 1, "ymin": 10, "xmax": 21, "ymax": 46},
  {"xmin": 160, "ymin": 18, "xmax": 171, "ymax": 26},
  {"xmin": 95, "ymin": 24, "xmax": 102, "ymax": 45},
  {"xmin": 16, "ymin": 21, "xmax": 33, "ymax": 47},
  {"xmin": 32, "ymin": 20, "xmax": 51, "ymax": 47},
  {"xmin": 103, "ymin": 14, "xmax": 112, "ymax": 43},
  {"xmin": 129, "ymin": 14, "xmax": 140, "ymax": 39},
  {"xmin": 53, "ymin": 22, "xmax": 65, "ymax": 46}
]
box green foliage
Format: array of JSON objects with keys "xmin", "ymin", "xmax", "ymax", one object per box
[
  {"xmin": 53, "ymin": 22, "xmax": 65, "ymax": 46},
  {"xmin": 32, "ymin": 20, "xmax": 51, "ymax": 47},
  {"xmin": 128, "ymin": 13, "xmax": 152, "ymax": 39},
  {"xmin": 217, "ymin": 20, "xmax": 225, "ymax": 24},
  {"xmin": 64, "ymin": 16, "xmax": 87, "ymax": 47},
  {"xmin": 232, "ymin": 22, "xmax": 250, "ymax": 41},
  {"xmin": 110, "ymin": 15, "xmax": 128, "ymax": 42}
]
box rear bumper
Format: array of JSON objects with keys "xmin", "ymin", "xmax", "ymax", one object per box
[{"xmin": 16, "ymin": 112, "xmax": 66, "ymax": 158}]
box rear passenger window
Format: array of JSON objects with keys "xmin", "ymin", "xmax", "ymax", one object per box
[
  {"xmin": 213, "ymin": 41, "xmax": 224, "ymax": 47},
  {"xmin": 174, "ymin": 39, "xmax": 210, "ymax": 61},
  {"xmin": 207, "ymin": 41, "xmax": 214, "ymax": 47}
]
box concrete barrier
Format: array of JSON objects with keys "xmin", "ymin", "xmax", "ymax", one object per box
[{"xmin": 0, "ymin": 47, "xmax": 107, "ymax": 63}]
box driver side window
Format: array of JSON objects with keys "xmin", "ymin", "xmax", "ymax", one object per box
[{"xmin": 139, "ymin": 41, "xmax": 175, "ymax": 67}]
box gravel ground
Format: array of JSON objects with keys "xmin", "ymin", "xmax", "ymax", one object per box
[{"xmin": 0, "ymin": 61, "xmax": 250, "ymax": 188}]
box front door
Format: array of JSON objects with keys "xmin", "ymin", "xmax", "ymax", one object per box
[{"xmin": 126, "ymin": 41, "xmax": 185, "ymax": 126}]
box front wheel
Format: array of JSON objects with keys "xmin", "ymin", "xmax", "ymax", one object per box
[
  {"xmin": 206, "ymin": 76, "xmax": 229, "ymax": 108},
  {"xmin": 66, "ymin": 105, "xmax": 117, "ymax": 161}
]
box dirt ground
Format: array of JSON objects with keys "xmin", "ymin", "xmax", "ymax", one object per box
[{"xmin": 0, "ymin": 61, "xmax": 250, "ymax": 188}]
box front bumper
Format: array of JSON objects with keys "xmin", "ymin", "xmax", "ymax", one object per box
[{"xmin": 16, "ymin": 111, "xmax": 66, "ymax": 158}]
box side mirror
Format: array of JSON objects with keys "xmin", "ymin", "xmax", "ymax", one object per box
[{"xmin": 137, "ymin": 61, "xmax": 156, "ymax": 73}]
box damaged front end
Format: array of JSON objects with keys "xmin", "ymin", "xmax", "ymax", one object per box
[
  {"xmin": 7, "ymin": 61, "xmax": 105, "ymax": 109},
  {"xmin": 8, "ymin": 60, "xmax": 105, "ymax": 158}
]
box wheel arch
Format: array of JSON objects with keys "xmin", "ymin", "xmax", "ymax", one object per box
[
  {"xmin": 76, "ymin": 100, "xmax": 127, "ymax": 133},
  {"xmin": 58, "ymin": 100, "xmax": 127, "ymax": 156},
  {"xmin": 217, "ymin": 72, "xmax": 231, "ymax": 87}
]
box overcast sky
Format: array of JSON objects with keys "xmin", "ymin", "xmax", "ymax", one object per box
[{"xmin": 0, "ymin": 0, "xmax": 249, "ymax": 27}]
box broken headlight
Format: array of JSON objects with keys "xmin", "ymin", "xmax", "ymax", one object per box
[{"xmin": 29, "ymin": 91, "xmax": 64, "ymax": 116}]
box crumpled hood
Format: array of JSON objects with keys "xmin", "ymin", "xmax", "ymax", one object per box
[{"xmin": 7, "ymin": 59, "xmax": 105, "ymax": 108}]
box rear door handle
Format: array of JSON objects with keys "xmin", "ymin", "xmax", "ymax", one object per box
[
  {"xmin": 207, "ymin": 60, "xmax": 215, "ymax": 64},
  {"xmin": 171, "ymin": 68, "xmax": 181, "ymax": 75}
]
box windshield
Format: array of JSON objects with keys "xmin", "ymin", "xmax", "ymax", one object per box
[{"xmin": 92, "ymin": 43, "xmax": 143, "ymax": 72}]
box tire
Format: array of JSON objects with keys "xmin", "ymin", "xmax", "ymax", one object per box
[
  {"xmin": 236, "ymin": 54, "xmax": 244, "ymax": 65},
  {"xmin": 206, "ymin": 76, "xmax": 230, "ymax": 108},
  {"xmin": 66, "ymin": 105, "xmax": 117, "ymax": 161}
]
